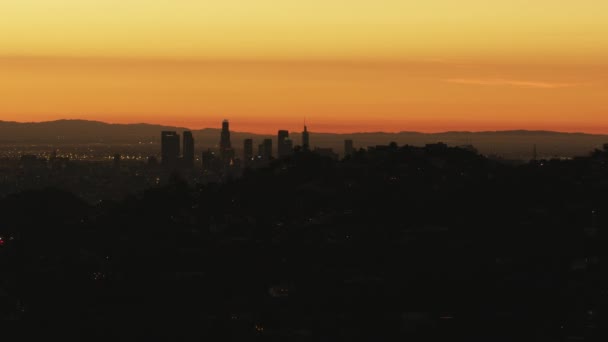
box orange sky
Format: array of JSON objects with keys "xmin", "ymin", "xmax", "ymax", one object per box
[{"xmin": 1, "ymin": 1, "xmax": 607, "ymax": 133}]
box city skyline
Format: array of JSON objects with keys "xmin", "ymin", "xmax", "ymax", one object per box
[{"xmin": 161, "ymin": 120, "xmax": 335, "ymax": 169}]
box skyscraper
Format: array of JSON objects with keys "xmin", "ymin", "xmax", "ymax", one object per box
[
  {"xmin": 244, "ymin": 138, "xmax": 253, "ymax": 164},
  {"xmin": 284, "ymin": 138, "xmax": 293, "ymax": 156},
  {"xmin": 220, "ymin": 120, "xmax": 232, "ymax": 151},
  {"xmin": 345, "ymin": 139, "xmax": 354, "ymax": 157},
  {"xmin": 183, "ymin": 131, "xmax": 195, "ymax": 168},
  {"xmin": 202, "ymin": 149, "xmax": 220, "ymax": 173},
  {"xmin": 263, "ymin": 139, "xmax": 273, "ymax": 160},
  {"xmin": 278, "ymin": 130, "xmax": 290, "ymax": 158},
  {"xmin": 161, "ymin": 131, "xmax": 180, "ymax": 167},
  {"xmin": 220, "ymin": 120, "xmax": 234, "ymax": 164},
  {"xmin": 302, "ymin": 125, "xmax": 310, "ymax": 151}
]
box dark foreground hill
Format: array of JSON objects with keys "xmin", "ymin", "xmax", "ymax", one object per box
[{"xmin": 0, "ymin": 146, "xmax": 604, "ymax": 340}]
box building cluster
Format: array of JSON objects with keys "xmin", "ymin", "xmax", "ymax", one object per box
[
  {"xmin": 160, "ymin": 130, "xmax": 195, "ymax": 168},
  {"xmin": 160, "ymin": 120, "xmax": 357, "ymax": 176},
  {"xmin": 1, "ymin": 120, "xmax": 361, "ymax": 200}
]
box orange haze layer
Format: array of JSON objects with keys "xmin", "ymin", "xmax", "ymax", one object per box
[
  {"xmin": 1, "ymin": 1, "xmax": 607, "ymax": 133},
  {"xmin": 1, "ymin": 57, "xmax": 607, "ymax": 134}
]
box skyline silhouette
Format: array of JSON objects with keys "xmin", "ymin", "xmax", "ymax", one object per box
[{"xmin": 2, "ymin": 118, "xmax": 608, "ymax": 162}]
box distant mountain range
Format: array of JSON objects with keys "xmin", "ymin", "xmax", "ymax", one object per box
[{"xmin": 1, "ymin": 119, "xmax": 607, "ymax": 159}]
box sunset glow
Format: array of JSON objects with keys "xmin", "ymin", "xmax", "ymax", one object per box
[{"xmin": 1, "ymin": 1, "xmax": 607, "ymax": 133}]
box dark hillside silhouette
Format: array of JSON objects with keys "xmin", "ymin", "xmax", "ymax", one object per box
[{"xmin": 0, "ymin": 144, "xmax": 604, "ymax": 340}]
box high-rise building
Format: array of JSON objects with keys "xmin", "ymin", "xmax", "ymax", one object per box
[
  {"xmin": 263, "ymin": 139, "xmax": 273, "ymax": 160},
  {"xmin": 183, "ymin": 131, "xmax": 195, "ymax": 168},
  {"xmin": 344, "ymin": 139, "xmax": 354, "ymax": 157},
  {"xmin": 220, "ymin": 120, "xmax": 232, "ymax": 151},
  {"xmin": 278, "ymin": 130, "xmax": 290, "ymax": 158},
  {"xmin": 161, "ymin": 131, "xmax": 180, "ymax": 167},
  {"xmin": 284, "ymin": 138, "xmax": 293, "ymax": 156},
  {"xmin": 202, "ymin": 149, "xmax": 220, "ymax": 173},
  {"xmin": 219, "ymin": 120, "xmax": 235, "ymax": 165},
  {"xmin": 244, "ymin": 139, "xmax": 253, "ymax": 164},
  {"xmin": 302, "ymin": 126, "xmax": 310, "ymax": 151}
]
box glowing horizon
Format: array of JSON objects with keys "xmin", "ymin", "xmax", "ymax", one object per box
[
  {"xmin": 3, "ymin": 117, "xmax": 608, "ymax": 136},
  {"xmin": 1, "ymin": 1, "xmax": 607, "ymax": 133}
]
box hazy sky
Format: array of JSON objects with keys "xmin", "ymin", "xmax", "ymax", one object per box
[{"xmin": 1, "ymin": 1, "xmax": 607, "ymax": 133}]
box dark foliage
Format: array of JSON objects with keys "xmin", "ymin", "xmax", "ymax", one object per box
[{"xmin": 0, "ymin": 145, "xmax": 605, "ymax": 341}]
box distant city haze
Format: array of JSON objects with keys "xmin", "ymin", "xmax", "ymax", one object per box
[
  {"xmin": 1, "ymin": 1, "xmax": 607, "ymax": 133},
  {"xmin": 1, "ymin": 119, "xmax": 607, "ymax": 160}
]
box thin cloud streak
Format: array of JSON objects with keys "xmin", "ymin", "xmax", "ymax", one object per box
[{"xmin": 444, "ymin": 78, "xmax": 582, "ymax": 89}]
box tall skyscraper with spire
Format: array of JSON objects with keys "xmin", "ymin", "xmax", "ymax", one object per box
[
  {"xmin": 220, "ymin": 120, "xmax": 234, "ymax": 163},
  {"xmin": 220, "ymin": 120, "xmax": 232, "ymax": 151},
  {"xmin": 302, "ymin": 125, "xmax": 310, "ymax": 151}
]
